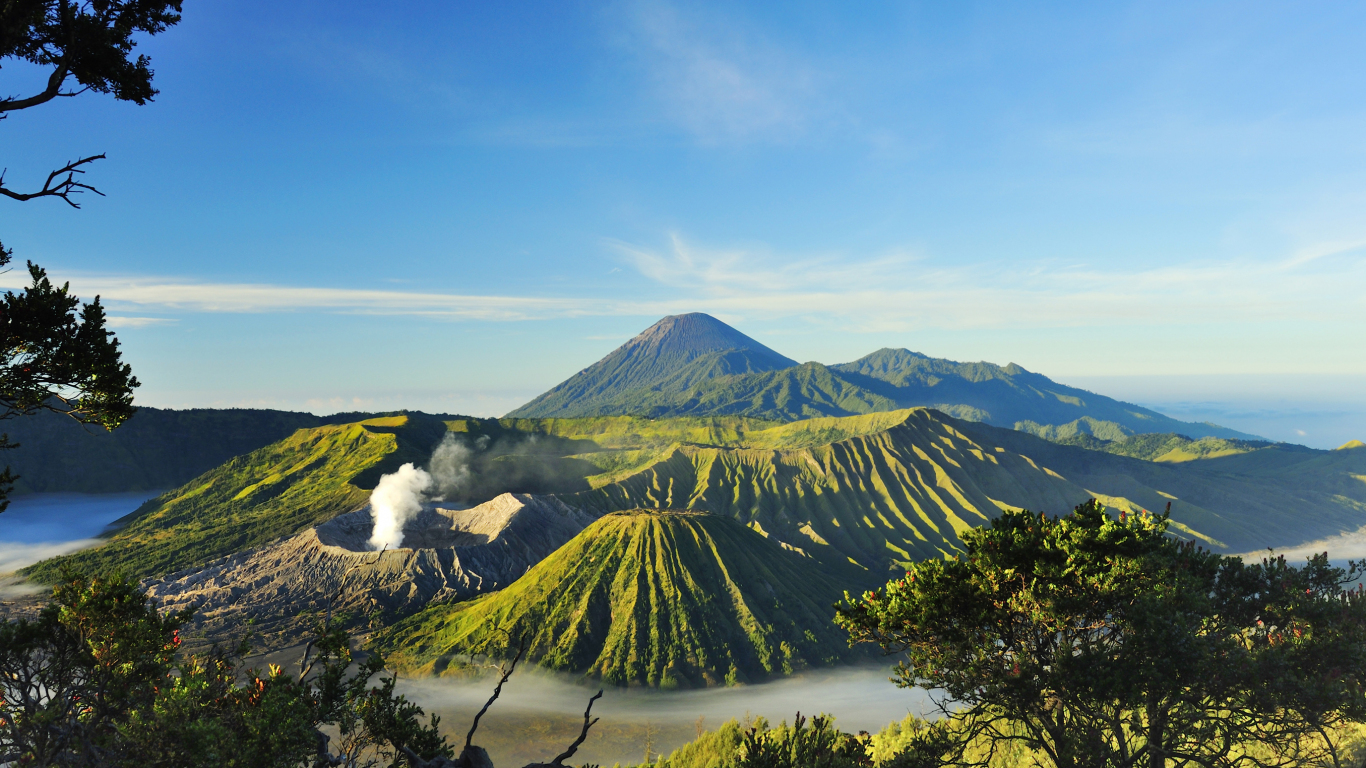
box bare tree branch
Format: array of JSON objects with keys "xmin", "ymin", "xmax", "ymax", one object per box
[
  {"xmin": 0, "ymin": 64, "xmax": 73, "ymax": 114},
  {"xmin": 466, "ymin": 633, "xmax": 528, "ymax": 750},
  {"xmin": 549, "ymin": 689, "xmax": 603, "ymax": 767},
  {"xmin": 0, "ymin": 155, "xmax": 106, "ymax": 208}
]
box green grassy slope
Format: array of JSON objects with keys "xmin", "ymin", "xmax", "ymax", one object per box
[
  {"xmin": 952, "ymin": 419, "xmax": 1366, "ymax": 553},
  {"xmin": 559, "ymin": 408, "xmax": 1364, "ymax": 569},
  {"xmin": 2, "ymin": 407, "xmax": 336, "ymax": 494},
  {"xmin": 1052, "ymin": 432, "xmax": 1278, "ymax": 462},
  {"xmin": 375, "ymin": 510, "xmax": 867, "ymax": 688},
  {"xmin": 564, "ymin": 409, "xmax": 1099, "ymax": 573},
  {"xmin": 22, "ymin": 414, "xmax": 447, "ymax": 582}
]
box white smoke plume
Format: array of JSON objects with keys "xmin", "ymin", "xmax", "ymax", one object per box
[
  {"xmin": 367, "ymin": 463, "xmax": 433, "ymax": 551},
  {"xmin": 427, "ymin": 433, "xmax": 472, "ymax": 500}
]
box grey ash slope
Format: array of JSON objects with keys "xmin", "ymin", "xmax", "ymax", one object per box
[
  {"xmin": 508, "ymin": 313, "xmax": 797, "ymax": 417},
  {"xmin": 144, "ymin": 493, "xmax": 594, "ymax": 653},
  {"xmin": 508, "ymin": 314, "xmax": 1260, "ymax": 440}
]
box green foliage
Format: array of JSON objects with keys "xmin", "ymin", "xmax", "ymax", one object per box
[
  {"xmin": 376, "ymin": 510, "xmax": 867, "ymax": 687},
  {"xmin": 0, "ymin": 254, "xmax": 140, "ymax": 511},
  {"xmin": 836, "ymin": 500, "xmax": 1366, "ymax": 768},
  {"xmin": 727, "ymin": 713, "xmax": 871, "ymax": 768},
  {"xmin": 867, "ymin": 715, "xmax": 962, "ymax": 768},
  {"xmin": 1050, "ymin": 430, "xmax": 1277, "ymax": 462},
  {"xmin": 626, "ymin": 714, "xmax": 873, "ymax": 768},
  {"xmin": 23, "ymin": 416, "xmax": 439, "ymax": 582},
  {"xmin": 0, "ymin": 569, "xmax": 451, "ymax": 767},
  {"xmin": 643, "ymin": 717, "xmax": 749, "ymax": 768},
  {"xmin": 0, "ymin": 0, "xmax": 182, "ymax": 111}
]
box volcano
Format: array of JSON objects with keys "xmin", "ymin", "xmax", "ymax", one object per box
[
  {"xmin": 376, "ymin": 509, "xmax": 868, "ymax": 688},
  {"xmin": 507, "ymin": 313, "xmax": 797, "ymax": 418}
]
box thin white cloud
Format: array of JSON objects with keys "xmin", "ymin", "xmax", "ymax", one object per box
[
  {"xmin": 0, "ymin": 273, "xmax": 620, "ymax": 321},
  {"xmin": 620, "ymin": 1, "xmax": 825, "ymax": 142},
  {"xmin": 5, "ymin": 232, "xmax": 1361, "ymax": 344},
  {"xmin": 106, "ymin": 316, "xmax": 178, "ymax": 329},
  {"xmin": 608, "ymin": 232, "xmax": 1366, "ymax": 333}
]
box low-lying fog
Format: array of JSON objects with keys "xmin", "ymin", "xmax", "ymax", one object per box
[
  {"xmin": 1250, "ymin": 526, "xmax": 1366, "ymax": 572},
  {"xmin": 0, "ymin": 492, "xmax": 160, "ymax": 588},
  {"xmin": 395, "ymin": 665, "xmax": 933, "ymax": 767}
]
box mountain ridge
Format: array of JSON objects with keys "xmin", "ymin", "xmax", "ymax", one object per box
[{"xmin": 508, "ymin": 314, "xmax": 1262, "ymax": 441}]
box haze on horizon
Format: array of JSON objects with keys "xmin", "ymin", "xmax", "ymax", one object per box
[{"xmin": 1, "ymin": 1, "xmax": 1362, "ymax": 446}]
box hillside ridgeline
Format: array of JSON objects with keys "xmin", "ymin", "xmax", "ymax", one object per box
[
  {"xmin": 27, "ymin": 408, "xmax": 1364, "ymax": 586},
  {"xmin": 22, "ymin": 414, "xmax": 449, "ymax": 582},
  {"xmin": 376, "ymin": 509, "xmax": 867, "ymax": 688},
  {"xmin": 507, "ymin": 314, "xmax": 1260, "ymax": 440},
  {"xmin": 2, "ymin": 407, "xmax": 345, "ymax": 494}
]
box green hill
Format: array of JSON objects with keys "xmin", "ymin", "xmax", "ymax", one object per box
[
  {"xmin": 507, "ymin": 314, "xmax": 1261, "ymax": 441},
  {"xmin": 27, "ymin": 408, "xmax": 1360, "ymax": 589},
  {"xmin": 556, "ymin": 409, "xmax": 1365, "ymax": 571},
  {"xmin": 951, "ymin": 419, "xmax": 1366, "ymax": 553},
  {"xmin": 375, "ymin": 510, "xmax": 868, "ymax": 688},
  {"xmin": 1, "ymin": 406, "xmax": 340, "ymax": 494},
  {"xmin": 22, "ymin": 414, "xmax": 448, "ymax": 582},
  {"xmin": 1050, "ymin": 432, "xmax": 1278, "ymax": 462},
  {"xmin": 17, "ymin": 412, "xmax": 786, "ymax": 582},
  {"xmin": 562, "ymin": 409, "xmax": 1089, "ymax": 570}
]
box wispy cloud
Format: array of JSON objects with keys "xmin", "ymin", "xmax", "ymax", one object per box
[
  {"xmin": 6, "ymin": 231, "xmax": 1362, "ymax": 341},
  {"xmin": 106, "ymin": 316, "xmax": 178, "ymax": 329},
  {"xmin": 0, "ymin": 274, "xmax": 621, "ymax": 321},
  {"xmin": 0, "ymin": 539, "xmax": 103, "ymax": 575},
  {"xmin": 618, "ymin": 1, "xmax": 825, "ymax": 142},
  {"xmin": 609, "ymin": 232, "xmax": 1366, "ymax": 333}
]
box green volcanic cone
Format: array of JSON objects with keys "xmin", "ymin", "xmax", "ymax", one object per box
[{"xmin": 376, "ymin": 509, "xmax": 866, "ymax": 688}]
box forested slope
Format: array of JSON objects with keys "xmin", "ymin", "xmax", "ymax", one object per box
[{"xmin": 2, "ymin": 407, "xmax": 337, "ymax": 493}]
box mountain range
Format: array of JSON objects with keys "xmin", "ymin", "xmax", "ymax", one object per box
[
  {"xmin": 31, "ymin": 407, "xmax": 1365, "ymax": 591},
  {"xmin": 12, "ymin": 311, "xmax": 1365, "ymax": 689},
  {"xmin": 509, "ymin": 313, "xmax": 1259, "ymax": 441}
]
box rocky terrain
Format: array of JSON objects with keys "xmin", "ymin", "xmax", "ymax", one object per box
[{"xmin": 145, "ymin": 493, "xmax": 595, "ymax": 652}]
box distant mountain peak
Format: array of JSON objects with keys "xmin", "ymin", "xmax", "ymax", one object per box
[
  {"xmin": 506, "ymin": 313, "xmax": 797, "ymax": 418},
  {"xmin": 621, "ymin": 313, "xmax": 795, "ymax": 365}
]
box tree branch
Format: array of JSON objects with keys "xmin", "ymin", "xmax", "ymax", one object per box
[
  {"xmin": 466, "ymin": 633, "xmax": 527, "ymax": 749},
  {"xmin": 549, "ymin": 689, "xmax": 603, "ymax": 767},
  {"xmin": 0, "ymin": 65, "xmax": 72, "ymax": 114},
  {"xmin": 0, "ymin": 155, "xmax": 106, "ymax": 208}
]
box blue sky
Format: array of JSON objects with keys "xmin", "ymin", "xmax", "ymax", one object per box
[{"xmin": 1, "ymin": 1, "xmax": 1363, "ymax": 441}]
